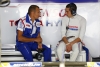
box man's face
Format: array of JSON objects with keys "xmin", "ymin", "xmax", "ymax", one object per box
[
  {"xmin": 65, "ymin": 8, "xmax": 72, "ymax": 18},
  {"xmin": 32, "ymin": 7, "xmax": 40, "ymax": 19}
]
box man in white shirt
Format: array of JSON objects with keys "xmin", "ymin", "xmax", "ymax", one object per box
[{"xmin": 56, "ymin": 3, "xmax": 86, "ymax": 61}]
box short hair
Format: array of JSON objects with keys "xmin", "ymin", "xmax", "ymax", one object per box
[
  {"xmin": 66, "ymin": 3, "xmax": 77, "ymax": 12},
  {"xmin": 28, "ymin": 5, "xmax": 39, "ymax": 15}
]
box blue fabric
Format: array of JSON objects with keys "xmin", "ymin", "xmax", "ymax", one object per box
[
  {"xmin": 23, "ymin": 13, "xmax": 40, "ymax": 38},
  {"xmin": 16, "ymin": 13, "xmax": 51, "ymax": 62},
  {"xmin": 16, "ymin": 13, "xmax": 40, "ymax": 42},
  {"xmin": 82, "ymin": 46, "xmax": 89, "ymax": 61},
  {"xmin": 16, "ymin": 42, "xmax": 51, "ymax": 62}
]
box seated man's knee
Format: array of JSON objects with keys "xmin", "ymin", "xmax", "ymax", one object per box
[
  {"xmin": 57, "ymin": 42, "xmax": 65, "ymax": 52},
  {"xmin": 74, "ymin": 49, "xmax": 79, "ymax": 55},
  {"xmin": 56, "ymin": 48, "xmax": 59, "ymax": 54},
  {"xmin": 43, "ymin": 48, "xmax": 51, "ymax": 61},
  {"xmin": 59, "ymin": 41, "xmax": 65, "ymax": 45},
  {"xmin": 44, "ymin": 45, "xmax": 51, "ymax": 52},
  {"xmin": 47, "ymin": 48, "xmax": 51, "ymax": 53},
  {"xmin": 58, "ymin": 42, "xmax": 65, "ymax": 48},
  {"xmin": 43, "ymin": 47, "xmax": 51, "ymax": 57}
]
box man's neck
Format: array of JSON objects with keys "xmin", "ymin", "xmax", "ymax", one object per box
[
  {"xmin": 30, "ymin": 15, "xmax": 35, "ymax": 23},
  {"xmin": 69, "ymin": 15, "xmax": 73, "ymax": 18},
  {"xmin": 31, "ymin": 18, "xmax": 35, "ymax": 23}
]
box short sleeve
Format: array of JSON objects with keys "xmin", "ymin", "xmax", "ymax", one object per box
[{"xmin": 17, "ymin": 20, "xmax": 24, "ymax": 31}]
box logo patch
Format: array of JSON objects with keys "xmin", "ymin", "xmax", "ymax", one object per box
[{"xmin": 68, "ymin": 26, "xmax": 78, "ymax": 31}]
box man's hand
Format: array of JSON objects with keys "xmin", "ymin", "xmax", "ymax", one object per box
[
  {"xmin": 36, "ymin": 33, "xmax": 43, "ymax": 49},
  {"xmin": 66, "ymin": 44, "xmax": 72, "ymax": 52},
  {"xmin": 35, "ymin": 37, "xmax": 42, "ymax": 43},
  {"xmin": 38, "ymin": 42, "xmax": 42, "ymax": 49}
]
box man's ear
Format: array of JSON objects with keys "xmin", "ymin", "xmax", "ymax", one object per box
[
  {"xmin": 31, "ymin": 11, "xmax": 33, "ymax": 15},
  {"xmin": 32, "ymin": 10, "xmax": 35, "ymax": 14}
]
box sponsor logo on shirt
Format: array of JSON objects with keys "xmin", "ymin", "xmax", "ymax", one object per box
[
  {"xmin": 25, "ymin": 23, "xmax": 32, "ymax": 28},
  {"xmin": 68, "ymin": 26, "xmax": 78, "ymax": 31},
  {"xmin": 26, "ymin": 24, "xmax": 30, "ymax": 27}
]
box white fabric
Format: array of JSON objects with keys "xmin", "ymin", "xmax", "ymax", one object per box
[
  {"xmin": 17, "ymin": 16, "xmax": 37, "ymax": 34},
  {"xmin": 17, "ymin": 20, "xmax": 24, "ymax": 31},
  {"xmin": 56, "ymin": 14, "xmax": 86, "ymax": 61},
  {"xmin": 61, "ymin": 14, "xmax": 86, "ymax": 41},
  {"xmin": 56, "ymin": 41, "xmax": 79, "ymax": 61}
]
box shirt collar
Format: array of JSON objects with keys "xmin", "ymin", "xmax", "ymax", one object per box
[
  {"xmin": 28, "ymin": 15, "xmax": 36, "ymax": 25},
  {"xmin": 26, "ymin": 13, "xmax": 36, "ymax": 25},
  {"xmin": 68, "ymin": 14, "xmax": 77, "ymax": 19}
]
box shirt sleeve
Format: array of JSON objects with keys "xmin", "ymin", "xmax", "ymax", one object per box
[
  {"xmin": 61, "ymin": 18, "xmax": 67, "ymax": 38},
  {"xmin": 79, "ymin": 18, "xmax": 86, "ymax": 41},
  {"xmin": 35, "ymin": 20, "xmax": 41, "ymax": 33},
  {"xmin": 17, "ymin": 20, "xmax": 24, "ymax": 31}
]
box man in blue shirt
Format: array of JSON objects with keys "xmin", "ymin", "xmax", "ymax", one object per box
[{"xmin": 16, "ymin": 5, "xmax": 51, "ymax": 62}]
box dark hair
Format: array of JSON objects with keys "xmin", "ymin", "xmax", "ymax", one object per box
[
  {"xmin": 66, "ymin": 3, "xmax": 77, "ymax": 12},
  {"xmin": 28, "ymin": 5, "xmax": 39, "ymax": 15}
]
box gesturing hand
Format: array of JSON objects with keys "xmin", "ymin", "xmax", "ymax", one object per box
[{"xmin": 35, "ymin": 37, "xmax": 42, "ymax": 43}]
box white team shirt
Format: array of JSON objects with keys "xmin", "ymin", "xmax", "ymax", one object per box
[
  {"xmin": 17, "ymin": 16, "xmax": 37, "ymax": 34},
  {"xmin": 61, "ymin": 14, "xmax": 86, "ymax": 41}
]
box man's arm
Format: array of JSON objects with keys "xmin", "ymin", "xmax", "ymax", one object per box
[
  {"xmin": 62, "ymin": 37, "xmax": 69, "ymax": 44},
  {"xmin": 66, "ymin": 18, "xmax": 86, "ymax": 52},
  {"xmin": 36, "ymin": 33, "xmax": 43, "ymax": 49},
  {"xmin": 61, "ymin": 18, "xmax": 69, "ymax": 44},
  {"xmin": 70, "ymin": 18, "xmax": 86, "ymax": 46},
  {"xmin": 17, "ymin": 20, "xmax": 39, "ymax": 42},
  {"xmin": 70, "ymin": 38, "xmax": 81, "ymax": 46},
  {"xmin": 17, "ymin": 30, "xmax": 36, "ymax": 42},
  {"xmin": 37, "ymin": 33, "xmax": 42, "ymax": 43}
]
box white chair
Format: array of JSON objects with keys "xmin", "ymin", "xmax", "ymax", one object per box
[{"xmin": 1, "ymin": 43, "xmax": 90, "ymax": 62}]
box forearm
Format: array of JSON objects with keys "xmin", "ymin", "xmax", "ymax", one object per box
[
  {"xmin": 62, "ymin": 37, "xmax": 69, "ymax": 44},
  {"xmin": 37, "ymin": 33, "xmax": 42, "ymax": 44},
  {"xmin": 18, "ymin": 36, "xmax": 36, "ymax": 42},
  {"xmin": 70, "ymin": 38, "xmax": 81, "ymax": 46},
  {"xmin": 37, "ymin": 37, "xmax": 42, "ymax": 45},
  {"xmin": 38, "ymin": 42, "xmax": 42, "ymax": 45}
]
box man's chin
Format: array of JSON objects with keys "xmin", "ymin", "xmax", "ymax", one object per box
[{"xmin": 36, "ymin": 18, "xmax": 39, "ymax": 19}]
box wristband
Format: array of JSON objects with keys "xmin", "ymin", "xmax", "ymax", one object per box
[{"xmin": 66, "ymin": 43, "xmax": 70, "ymax": 45}]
